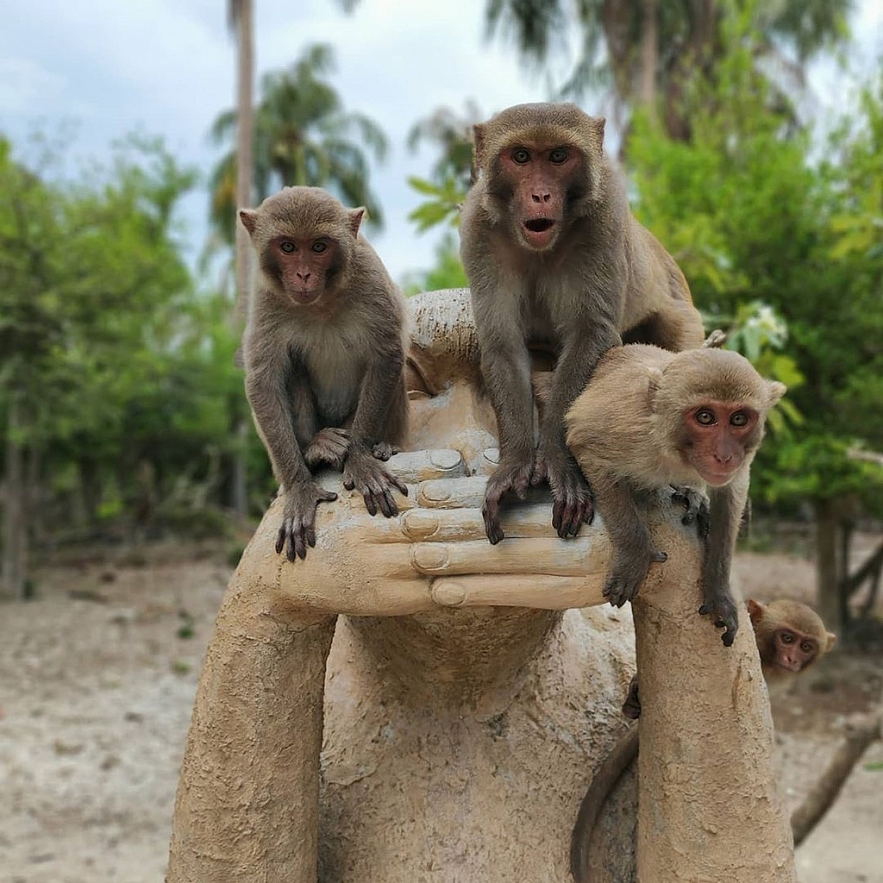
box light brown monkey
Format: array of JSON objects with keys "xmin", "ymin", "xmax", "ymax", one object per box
[
  {"xmin": 460, "ymin": 102, "xmax": 705, "ymax": 545},
  {"xmin": 748, "ymin": 598, "xmax": 837, "ymax": 681},
  {"xmin": 566, "ymin": 344, "xmax": 786, "ymax": 645},
  {"xmin": 570, "ymin": 598, "xmax": 835, "ymax": 883},
  {"xmin": 240, "ymin": 186, "xmax": 408, "ymax": 562}
]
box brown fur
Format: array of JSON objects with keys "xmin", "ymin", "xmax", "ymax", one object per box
[
  {"xmin": 241, "ymin": 186, "xmax": 409, "ymax": 561},
  {"xmin": 571, "ymin": 599, "xmax": 833, "ymax": 883},
  {"xmin": 566, "ymin": 344, "xmax": 785, "ymax": 645},
  {"xmin": 748, "ymin": 598, "xmax": 836, "ymax": 681},
  {"xmin": 460, "ymin": 102, "xmax": 705, "ymax": 546}
]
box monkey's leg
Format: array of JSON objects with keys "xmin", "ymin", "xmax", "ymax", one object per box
[
  {"xmin": 699, "ymin": 482, "xmax": 744, "ymax": 646},
  {"xmin": 667, "ymin": 486, "xmax": 711, "ymax": 539},
  {"xmin": 304, "ymin": 427, "xmax": 350, "ymax": 471},
  {"xmin": 591, "ymin": 475, "xmax": 668, "ymax": 607},
  {"xmin": 167, "ymin": 571, "xmax": 336, "ymax": 883}
]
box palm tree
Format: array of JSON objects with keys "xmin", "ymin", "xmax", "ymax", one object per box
[
  {"xmin": 407, "ymin": 100, "xmax": 483, "ymax": 191},
  {"xmin": 209, "ymin": 43, "xmax": 389, "ymax": 247},
  {"xmin": 484, "ymin": 0, "xmax": 854, "ymax": 139}
]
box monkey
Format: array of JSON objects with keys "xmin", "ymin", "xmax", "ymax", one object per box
[
  {"xmin": 570, "ymin": 598, "xmax": 835, "ymax": 883},
  {"xmin": 565, "ymin": 344, "xmax": 786, "ymax": 646},
  {"xmin": 748, "ymin": 598, "xmax": 836, "ymax": 681},
  {"xmin": 240, "ymin": 186, "xmax": 409, "ymax": 562},
  {"xmin": 459, "ymin": 102, "xmax": 705, "ymax": 545}
]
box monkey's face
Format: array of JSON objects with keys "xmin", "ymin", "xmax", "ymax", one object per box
[
  {"xmin": 681, "ymin": 400, "xmax": 762, "ymax": 486},
  {"xmin": 267, "ymin": 235, "xmax": 338, "ymax": 305},
  {"xmin": 494, "ymin": 142, "xmax": 580, "ymax": 252},
  {"xmin": 770, "ymin": 627, "xmax": 820, "ymax": 673}
]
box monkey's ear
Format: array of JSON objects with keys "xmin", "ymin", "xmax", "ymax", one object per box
[
  {"xmin": 239, "ymin": 209, "xmax": 258, "ymax": 235},
  {"xmin": 746, "ymin": 598, "xmax": 765, "ymax": 626},
  {"xmin": 825, "ymin": 631, "xmax": 837, "ymax": 652},
  {"xmin": 589, "ymin": 116, "xmax": 606, "ymax": 153},
  {"xmin": 472, "ymin": 123, "xmax": 486, "ymax": 168},
  {"xmin": 767, "ymin": 381, "xmax": 787, "ymax": 405},
  {"xmin": 348, "ymin": 207, "xmax": 366, "ymax": 237}
]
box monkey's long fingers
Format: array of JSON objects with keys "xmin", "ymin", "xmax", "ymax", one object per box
[{"xmin": 482, "ymin": 500, "xmax": 506, "ymax": 545}]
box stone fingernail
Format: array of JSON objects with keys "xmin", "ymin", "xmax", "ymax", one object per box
[
  {"xmin": 432, "ymin": 580, "xmax": 467, "ymax": 607},
  {"xmin": 412, "ymin": 544, "xmax": 449, "ymax": 571},
  {"xmin": 401, "ymin": 509, "xmax": 441, "ymax": 539},
  {"xmin": 429, "ymin": 450, "xmax": 462, "ymax": 471}
]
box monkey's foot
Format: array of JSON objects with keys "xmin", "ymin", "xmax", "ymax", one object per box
[
  {"xmin": 343, "ymin": 448, "xmax": 409, "ymax": 517},
  {"xmin": 533, "ymin": 452, "xmax": 594, "ymax": 539},
  {"xmin": 304, "ymin": 427, "xmax": 350, "ymax": 471},
  {"xmin": 621, "ymin": 675, "xmax": 642, "ymax": 720},
  {"xmin": 276, "ymin": 482, "xmax": 339, "ymax": 562},
  {"xmin": 604, "ymin": 547, "xmax": 667, "ymax": 608},
  {"xmin": 668, "ymin": 486, "xmax": 710, "ymax": 539},
  {"xmin": 699, "ymin": 586, "xmax": 739, "ymax": 647},
  {"xmin": 481, "ymin": 458, "xmax": 535, "ymax": 544},
  {"xmin": 372, "ymin": 440, "xmax": 399, "ymax": 462}
]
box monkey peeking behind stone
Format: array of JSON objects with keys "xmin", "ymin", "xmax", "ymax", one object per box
[
  {"xmin": 240, "ymin": 186, "xmax": 409, "ymax": 562},
  {"xmin": 460, "ymin": 102, "xmax": 705, "ymax": 546},
  {"xmin": 565, "ymin": 344, "xmax": 786, "ymax": 646},
  {"xmin": 570, "ymin": 597, "xmax": 835, "ymax": 883}
]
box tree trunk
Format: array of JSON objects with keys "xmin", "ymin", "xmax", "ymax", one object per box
[
  {"xmin": 230, "ymin": 0, "xmax": 254, "ymax": 519},
  {"xmin": 2, "ymin": 398, "xmax": 28, "ymax": 600},
  {"xmin": 814, "ymin": 499, "xmax": 843, "ymax": 636},
  {"xmin": 637, "ymin": 0, "xmax": 658, "ymax": 115}
]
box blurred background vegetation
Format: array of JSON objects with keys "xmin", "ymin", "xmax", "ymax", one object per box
[{"xmin": 2, "ymin": 0, "xmax": 883, "ymax": 643}]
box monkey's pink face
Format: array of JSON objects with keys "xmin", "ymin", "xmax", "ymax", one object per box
[
  {"xmin": 772, "ymin": 628, "xmax": 819, "ymax": 672},
  {"xmin": 682, "ymin": 401, "xmax": 759, "ymax": 486},
  {"xmin": 272, "ymin": 236, "xmax": 337, "ymax": 305},
  {"xmin": 499, "ymin": 144, "xmax": 579, "ymax": 252}
]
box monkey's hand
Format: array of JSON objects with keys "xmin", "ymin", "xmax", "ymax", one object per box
[
  {"xmin": 304, "ymin": 427, "xmax": 350, "ymax": 471},
  {"xmin": 533, "ymin": 448, "xmax": 594, "ymax": 540},
  {"xmin": 277, "ymin": 481, "xmax": 339, "ymax": 562},
  {"xmin": 604, "ymin": 544, "xmax": 667, "ymax": 608},
  {"xmin": 481, "ymin": 455, "xmax": 535, "ymax": 545},
  {"xmin": 699, "ymin": 582, "xmax": 740, "ymax": 647},
  {"xmin": 669, "ymin": 486, "xmax": 711, "ymax": 539},
  {"xmin": 343, "ymin": 446, "xmax": 409, "ymax": 518}
]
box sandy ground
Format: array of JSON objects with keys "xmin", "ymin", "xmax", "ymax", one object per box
[{"xmin": 1, "ymin": 539, "xmax": 881, "ymax": 883}]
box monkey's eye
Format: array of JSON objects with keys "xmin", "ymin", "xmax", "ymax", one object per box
[
  {"xmin": 730, "ymin": 411, "xmax": 750, "ymax": 427},
  {"xmin": 511, "ymin": 147, "xmax": 531, "ymax": 164},
  {"xmin": 694, "ymin": 409, "xmax": 716, "ymax": 426},
  {"xmin": 549, "ymin": 147, "xmax": 569, "ymax": 163},
  {"xmin": 311, "ymin": 240, "xmax": 328, "ymax": 254},
  {"xmin": 780, "ymin": 631, "xmax": 794, "ymax": 644},
  {"xmin": 800, "ymin": 641, "xmax": 815, "ymax": 654},
  {"xmin": 279, "ymin": 241, "xmax": 296, "ymax": 254}
]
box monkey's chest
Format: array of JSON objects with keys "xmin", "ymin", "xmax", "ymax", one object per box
[{"xmin": 304, "ymin": 340, "xmax": 364, "ymax": 423}]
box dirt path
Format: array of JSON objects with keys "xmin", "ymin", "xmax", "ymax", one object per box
[{"xmin": 1, "ymin": 544, "xmax": 880, "ymax": 882}]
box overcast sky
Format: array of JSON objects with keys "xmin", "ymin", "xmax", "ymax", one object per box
[{"xmin": 2, "ymin": 1, "xmax": 882, "ymax": 284}]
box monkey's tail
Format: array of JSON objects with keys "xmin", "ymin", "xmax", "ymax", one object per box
[{"xmin": 569, "ymin": 722, "xmax": 640, "ymax": 883}]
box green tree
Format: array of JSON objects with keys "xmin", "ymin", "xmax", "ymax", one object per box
[
  {"xmin": 484, "ymin": 0, "xmax": 853, "ymax": 139},
  {"xmin": 208, "ymin": 43, "xmax": 389, "ymax": 247},
  {"xmin": 0, "ymin": 134, "xmax": 200, "ymax": 597}
]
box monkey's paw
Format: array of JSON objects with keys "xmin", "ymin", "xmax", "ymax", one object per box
[
  {"xmin": 669, "ymin": 486, "xmax": 710, "ymax": 539},
  {"xmin": 603, "ymin": 547, "xmax": 667, "ymax": 608},
  {"xmin": 699, "ymin": 586, "xmax": 739, "ymax": 647},
  {"xmin": 304, "ymin": 427, "xmax": 350, "ymax": 471},
  {"xmin": 276, "ymin": 482, "xmax": 339, "ymax": 562},
  {"xmin": 481, "ymin": 458, "xmax": 535, "ymax": 545},
  {"xmin": 372, "ymin": 440, "xmax": 400, "ymax": 462},
  {"xmin": 534, "ymin": 452, "xmax": 594, "ymax": 539},
  {"xmin": 343, "ymin": 448, "xmax": 409, "ymax": 517}
]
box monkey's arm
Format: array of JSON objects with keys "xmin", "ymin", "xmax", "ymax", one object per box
[
  {"xmin": 342, "ymin": 349, "xmax": 409, "ymax": 517},
  {"xmin": 537, "ymin": 322, "xmax": 621, "ymax": 538},
  {"xmin": 699, "ymin": 478, "xmax": 747, "ymax": 646},
  {"xmin": 245, "ymin": 350, "xmax": 337, "ymax": 561}
]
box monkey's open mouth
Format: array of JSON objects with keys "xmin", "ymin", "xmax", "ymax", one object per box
[
  {"xmin": 522, "ymin": 218, "xmax": 557, "ymax": 249},
  {"xmin": 524, "ymin": 219, "xmax": 555, "ymax": 233}
]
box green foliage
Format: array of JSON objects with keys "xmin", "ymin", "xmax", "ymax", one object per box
[
  {"xmin": 402, "ymin": 233, "xmax": 468, "ymax": 295},
  {"xmin": 628, "ymin": 39, "xmax": 883, "ymax": 512},
  {"xmin": 406, "ymin": 175, "xmax": 465, "ymax": 233},
  {"xmin": 208, "ymin": 43, "xmax": 389, "ymax": 248}
]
